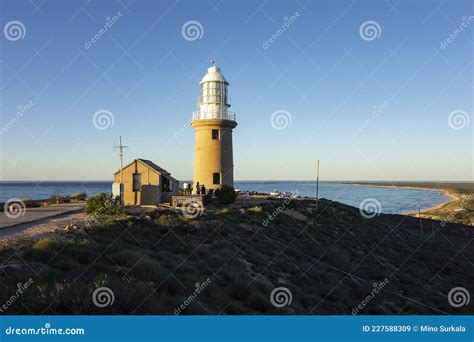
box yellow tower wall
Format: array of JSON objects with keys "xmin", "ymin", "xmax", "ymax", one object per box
[{"xmin": 192, "ymin": 119, "xmax": 237, "ymax": 192}]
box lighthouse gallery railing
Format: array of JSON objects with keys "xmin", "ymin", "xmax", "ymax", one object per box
[{"xmin": 192, "ymin": 110, "xmax": 236, "ymax": 121}]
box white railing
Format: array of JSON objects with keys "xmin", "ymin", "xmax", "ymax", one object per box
[{"xmin": 192, "ymin": 110, "xmax": 236, "ymax": 121}]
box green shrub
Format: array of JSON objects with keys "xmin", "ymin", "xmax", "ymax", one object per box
[
  {"xmin": 18, "ymin": 198, "xmax": 41, "ymax": 208},
  {"xmin": 33, "ymin": 238, "xmax": 58, "ymax": 250},
  {"xmin": 215, "ymin": 185, "xmax": 236, "ymax": 204},
  {"xmin": 155, "ymin": 213, "xmax": 181, "ymax": 227},
  {"xmin": 247, "ymin": 206, "xmax": 262, "ymax": 213},
  {"xmin": 24, "ymin": 239, "xmax": 61, "ymax": 262},
  {"xmin": 85, "ymin": 193, "xmax": 120, "ymax": 216},
  {"xmin": 72, "ymin": 192, "xmax": 87, "ymax": 200}
]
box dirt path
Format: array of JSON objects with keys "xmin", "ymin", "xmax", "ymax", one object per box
[
  {"xmin": 0, "ymin": 203, "xmax": 86, "ymax": 229},
  {"xmin": 0, "ymin": 211, "xmax": 87, "ymax": 241}
]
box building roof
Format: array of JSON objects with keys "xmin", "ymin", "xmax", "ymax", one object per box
[
  {"xmin": 200, "ymin": 60, "xmax": 228, "ymax": 84},
  {"xmin": 114, "ymin": 158, "xmax": 171, "ymax": 176}
]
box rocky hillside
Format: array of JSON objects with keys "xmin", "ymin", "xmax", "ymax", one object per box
[{"xmin": 0, "ymin": 196, "xmax": 472, "ymax": 314}]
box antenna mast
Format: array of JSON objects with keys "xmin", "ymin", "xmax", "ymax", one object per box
[
  {"xmin": 114, "ymin": 136, "xmax": 128, "ymax": 185},
  {"xmin": 316, "ymin": 160, "xmax": 320, "ymax": 207}
]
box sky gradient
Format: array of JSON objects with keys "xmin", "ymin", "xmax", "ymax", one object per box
[{"xmin": 0, "ymin": 0, "xmax": 472, "ymax": 181}]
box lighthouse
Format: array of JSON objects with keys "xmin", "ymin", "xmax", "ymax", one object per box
[{"xmin": 192, "ymin": 60, "xmax": 237, "ymax": 193}]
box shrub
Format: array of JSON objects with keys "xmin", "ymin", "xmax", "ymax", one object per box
[
  {"xmin": 247, "ymin": 206, "xmax": 263, "ymax": 213},
  {"xmin": 72, "ymin": 192, "xmax": 87, "ymax": 200},
  {"xmin": 24, "ymin": 238, "xmax": 61, "ymax": 262},
  {"xmin": 85, "ymin": 193, "xmax": 120, "ymax": 216},
  {"xmin": 32, "ymin": 238, "xmax": 58, "ymax": 250},
  {"xmin": 155, "ymin": 213, "xmax": 181, "ymax": 227},
  {"xmin": 19, "ymin": 198, "xmax": 41, "ymax": 208},
  {"xmin": 215, "ymin": 185, "xmax": 236, "ymax": 204}
]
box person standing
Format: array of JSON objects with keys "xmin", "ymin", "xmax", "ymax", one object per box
[{"xmin": 196, "ymin": 182, "xmax": 201, "ymax": 195}]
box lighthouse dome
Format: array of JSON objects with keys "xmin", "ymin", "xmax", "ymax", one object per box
[{"xmin": 200, "ymin": 60, "xmax": 228, "ymax": 84}]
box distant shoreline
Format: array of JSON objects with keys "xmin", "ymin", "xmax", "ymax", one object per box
[{"xmin": 337, "ymin": 182, "xmax": 472, "ymax": 223}]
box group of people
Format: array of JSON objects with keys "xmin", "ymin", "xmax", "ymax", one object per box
[{"xmin": 182, "ymin": 181, "xmax": 206, "ymax": 195}]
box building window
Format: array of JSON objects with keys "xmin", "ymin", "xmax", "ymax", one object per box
[
  {"xmin": 213, "ymin": 173, "xmax": 221, "ymax": 185},
  {"xmin": 212, "ymin": 129, "xmax": 219, "ymax": 140},
  {"xmin": 133, "ymin": 173, "xmax": 141, "ymax": 191},
  {"xmin": 162, "ymin": 177, "xmax": 170, "ymax": 192}
]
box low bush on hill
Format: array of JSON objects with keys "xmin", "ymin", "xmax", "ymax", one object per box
[
  {"xmin": 214, "ymin": 185, "xmax": 236, "ymax": 204},
  {"xmin": 85, "ymin": 192, "xmax": 120, "ymax": 216}
]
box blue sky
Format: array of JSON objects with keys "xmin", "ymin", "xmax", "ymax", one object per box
[{"xmin": 0, "ymin": 0, "xmax": 472, "ymax": 181}]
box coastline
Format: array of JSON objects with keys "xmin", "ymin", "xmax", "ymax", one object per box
[
  {"xmin": 336, "ymin": 182, "xmax": 456, "ymax": 212},
  {"xmin": 405, "ymin": 189, "xmax": 460, "ymax": 215},
  {"xmin": 337, "ymin": 182, "xmax": 472, "ymax": 224}
]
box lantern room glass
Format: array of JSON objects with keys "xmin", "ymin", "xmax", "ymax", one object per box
[{"xmin": 200, "ymin": 81, "xmax": 228, "ymax": 105}]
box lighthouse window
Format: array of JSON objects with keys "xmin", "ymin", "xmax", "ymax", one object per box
[
  {"xmin": 212, "ymin": 129, "xmax": 219, "ymax": 140},
  {"xmin": 213, "ymin": 173, "xmax": 221, "ymax": 185}
]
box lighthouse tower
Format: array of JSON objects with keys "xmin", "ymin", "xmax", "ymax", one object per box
[{"xmin": 192, "ymin": 60, "xmax": 237, "ymax": 192}]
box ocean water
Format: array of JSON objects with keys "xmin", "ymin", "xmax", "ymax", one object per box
[{"xmin": 0, "ymin": 181, "xmax": 449, "ymax": 214}]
